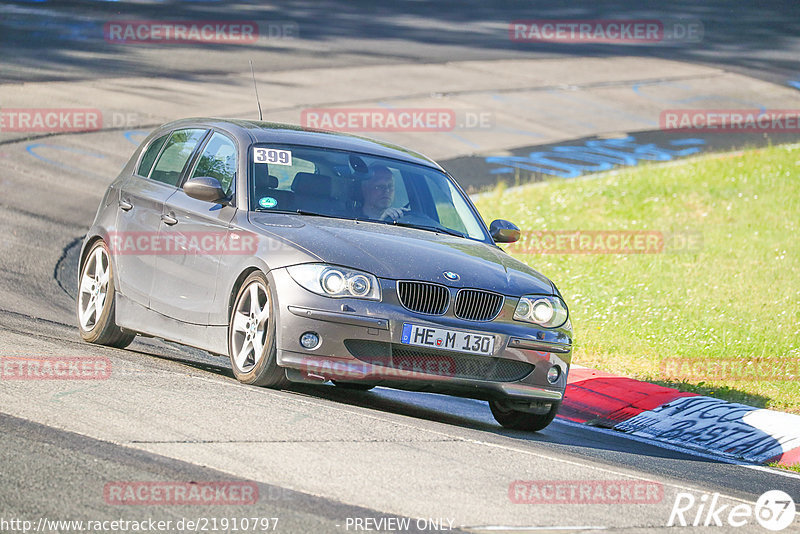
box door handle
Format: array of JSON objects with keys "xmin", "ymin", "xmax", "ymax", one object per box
[
  {"xmin": 161, "ymin": 213, "xmax": 178, "ymax": 226},
  {"xmin": 119, "ymin": 200, "xmax": 133, "ymax": 211}
]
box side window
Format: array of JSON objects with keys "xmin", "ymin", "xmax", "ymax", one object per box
[
  {"xmin": 189, "ymin": 132, "xmax": 236, "ymax": 196},
  {"xmin": 136, "ymin": 134, "xmax": 168, "ymax": 178},
  {"xmin": 150, "ymin": 129, "xmax": 208, "ymax": 187}
]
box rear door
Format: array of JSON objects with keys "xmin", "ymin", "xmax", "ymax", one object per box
[
  {"xmin": 149, "ymin": 131, "xmax": 239, "ymax": 325},
  {"xmin": 114, "ymin": 128, "xmax": 209, "ymax": 307}
]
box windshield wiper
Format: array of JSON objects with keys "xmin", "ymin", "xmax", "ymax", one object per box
[
  {"xmin": 389, "ymin": 220, "xmax": 465, "ymax": 238},
  {"xmin": 293, "ymin": 209, "xmax": 329, "ymax": 217},
  {"xmin": 255, "ymin": 208, "xmax": 347, "ymax": 220}
]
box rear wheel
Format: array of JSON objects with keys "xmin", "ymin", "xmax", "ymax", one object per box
[
  {"xmin": 77, "ymin": 241, "xmax": 136, "ymax": 348},
  {"xmin": 489, "ymin": 400, "xmax": 560, "ymax": 431},
  {"xmin": 228, "ymin": 272, "xmax": 287, "ymax": 388}
]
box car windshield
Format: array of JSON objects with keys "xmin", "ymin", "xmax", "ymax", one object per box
[{"xmin": 248, "ymin": 144, "xmax": 489, "ymax": 241}]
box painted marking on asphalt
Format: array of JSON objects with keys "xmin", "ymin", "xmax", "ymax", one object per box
[
  {"xmin": 124, "ymin": 130, "xmax": 148, "ymax": 145},
  {"xmin": 470, "ymin": 142, "xmax": 798, "ymax": 203},
  {"xmin": 25, "ymin": 143, "xmax": 106, "ymax": 176},
  {"xmin": 485, "ymin": 135, "xmax": 705, "ymax": 178}
]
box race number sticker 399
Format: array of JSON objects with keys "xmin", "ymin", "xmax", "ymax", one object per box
[{"xmin": 254, "ymin": 148, "xmax": 292, "ymax": 166}]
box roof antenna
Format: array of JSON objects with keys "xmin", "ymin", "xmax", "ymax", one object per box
[{"xmin": 249, "ymin": 59, "xmax": 263, "ymax": 121}]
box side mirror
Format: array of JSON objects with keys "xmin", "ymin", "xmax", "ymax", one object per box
[
  {"xmin": 184, "ymin": 177, "xmax": 228, "ymax": 204},
  {"xmin": 489, "ymin": 219, "xmax": 521, "ymax": 243}
]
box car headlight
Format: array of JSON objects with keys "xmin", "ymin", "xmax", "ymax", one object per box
[
  {"xmin": 287, "ymin": 264, "xmax": 380, "ymax": 300},
  {"xmin": 513, "ymin": 295, "xmax": 568, "ymax": 328}
]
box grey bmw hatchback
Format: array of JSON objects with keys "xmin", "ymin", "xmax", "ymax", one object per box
[{"xmin": 77, "ymin": 118, "xmax": 572, "ymax": 431}]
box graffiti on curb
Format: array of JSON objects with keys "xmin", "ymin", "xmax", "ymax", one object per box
[{"xmin": 616, "ymin": 396, "xmax": 800, "ymax": 463}]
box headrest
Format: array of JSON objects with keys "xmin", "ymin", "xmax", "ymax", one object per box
[
  {"xmin": 254, "ymin": 173, "xmax": 279, "ymax": 189},
  {"xmin": 291, "ymin": 172, "xmax": 332, "ymax": 197}
]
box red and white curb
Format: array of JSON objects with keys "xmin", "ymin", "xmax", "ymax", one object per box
[{"xmin": 561, "ymin": 366, "xmax": 800, "ymax": 467}]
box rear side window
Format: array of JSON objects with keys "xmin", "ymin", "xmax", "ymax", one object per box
[
  {"xmin": 150, "ymin": 129, "xmax": 208, "ymax": 187},
  {"xmin": 136, "ymin": 134, "xmax": 168, "ymax": 177},
  {"xmin": 189, "ymin": 132, "xmax": 237, "ymax": 196}
]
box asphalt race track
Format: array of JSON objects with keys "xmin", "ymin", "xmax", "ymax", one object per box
[{"xmin": 1, "ymin": 2, "xmax": 799, "ymax": 533}]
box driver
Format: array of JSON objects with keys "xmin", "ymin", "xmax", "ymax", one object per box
[{"xmin": 360, "ymin": 165, "xmax": 408, "ymax": 220}]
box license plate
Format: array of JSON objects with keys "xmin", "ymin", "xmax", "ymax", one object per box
[{"xmin": 400, "ymin": 323, "xmax": 494, "ymax": 356}]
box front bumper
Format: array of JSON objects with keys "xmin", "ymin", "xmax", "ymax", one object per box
[{"xmin": 269, "ymin": 268, "xmax": 572, "ymax": 403}]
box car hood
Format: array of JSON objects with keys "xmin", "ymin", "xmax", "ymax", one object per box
[{"xmin": 249, "ymin": 214, "xmax": 554, "ymax": 296}]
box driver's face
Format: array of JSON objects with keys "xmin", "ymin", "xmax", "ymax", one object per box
[{"xmin": 362, "ymin": 172, "xmax": 395, "ymax": 210}]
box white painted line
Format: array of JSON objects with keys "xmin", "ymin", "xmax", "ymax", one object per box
[{"xmin": 464, "ymin": 527, "xmax": 607, "ymax": 532}]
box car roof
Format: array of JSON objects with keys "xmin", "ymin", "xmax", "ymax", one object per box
[{"xmin": 156, "ymin": 117, "xmax": 444, "ymax": 171}]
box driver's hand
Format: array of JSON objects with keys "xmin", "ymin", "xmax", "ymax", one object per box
[{"xmin": 381, "ymin": 207, "xmax": 409, "ymax": 220}]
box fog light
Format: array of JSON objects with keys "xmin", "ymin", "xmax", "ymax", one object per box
[
  {"xmin": 300, "ymin": 332, "xmax": 320, "ymax": 349},
  {"xmin": 546, "ymin": 365, "xmax": 561, "ymax": 384}
]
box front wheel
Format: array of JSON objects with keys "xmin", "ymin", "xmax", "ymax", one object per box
[
  {"xmin": 228, "ymin": 272, "xmax": 287, "ymax": 388},
  {"xmin": 77, "ymin": 241, "xmax": 136, "ymax": 348},
  {"xmin": 489, "ymin": 400, "xmax": 560, "ymax": 432}
]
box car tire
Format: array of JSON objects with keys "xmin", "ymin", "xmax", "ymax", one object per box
[
  {"xmin": 228, "ymin": 271, "xmax": 287, "ymax": 388},
  {"xmin": 77, "ymin": 240, "xmax": 136, "ymax": 349},
  {"xmin": 332, "ymin": 381, "xmax": 375, "ymax": 392},
  {"xmin": 489, "ymin": 399, "xmax": 560, "ymax": 431}
]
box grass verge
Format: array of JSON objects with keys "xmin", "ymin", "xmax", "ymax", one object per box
[
  {"xmin": 473, "ymin": 145, "xmax": 800, "ymax": 413},
  {"xmin": 768, "ymin": 462, "xmax": 800, "ymax": 473}
]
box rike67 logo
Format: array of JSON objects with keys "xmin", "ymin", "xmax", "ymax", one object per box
[{"xmin": 668, "ymin": 490, "xmax": 796, "ymax": 531}]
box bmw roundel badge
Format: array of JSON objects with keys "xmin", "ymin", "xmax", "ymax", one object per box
[{"xmin": 443, "ymin": 271, "xmax": 460, "ymax": 281}]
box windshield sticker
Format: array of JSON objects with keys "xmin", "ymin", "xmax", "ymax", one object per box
[
  {"xmin": 254, "ymin": 147, "xmax": 292, "ymax": 166},
  {"xmin": 258, "ymin": 196, "xmax": 278, "ymax": 209}
]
